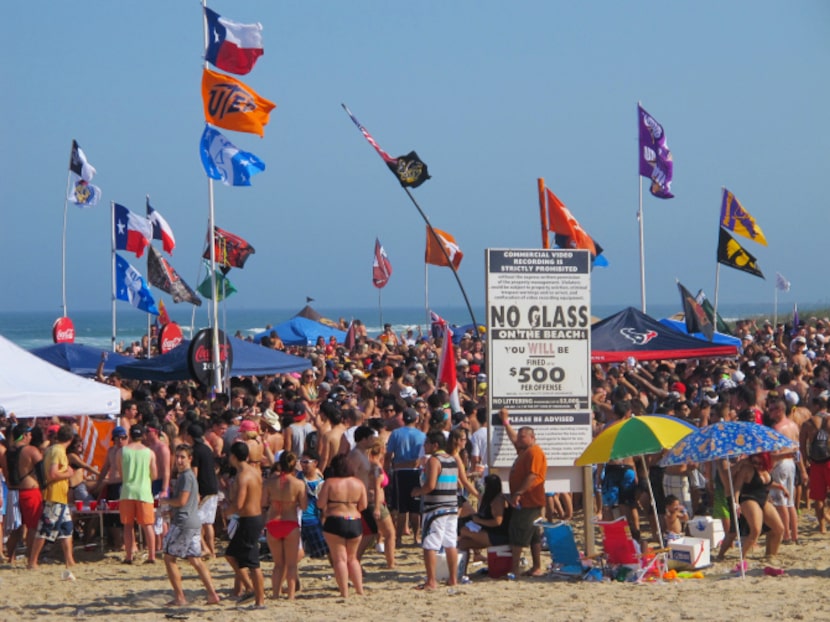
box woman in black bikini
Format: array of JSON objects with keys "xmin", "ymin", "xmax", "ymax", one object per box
[
  {"xmin": 733, "ymin": 452, "xmax": 785, "ymax": 558},
  {"xmin": 318, "ymin": 454, "xmax": 367, "ymax": 598}
]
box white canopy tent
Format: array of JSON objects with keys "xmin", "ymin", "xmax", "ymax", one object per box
[{"xmin": 0, "ymin": 335, "xmax": 120, "ymax": 418}]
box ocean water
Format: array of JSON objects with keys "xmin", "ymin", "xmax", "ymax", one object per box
[{"xmin": 0, "ymin": 301, "xmax": 805, "ymax": 351}]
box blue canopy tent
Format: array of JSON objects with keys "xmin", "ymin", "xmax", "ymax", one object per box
[
  {"xmin": 30, "ymin": 343, "xmax": 135, "ymax": 377},
  {"xmin": 116, "ymin": 337, "xmax": 311, "ymax": 382},
  {"xmin": 658, "ymin": 318, "xmax": 743, "ymax": 350},
  {"xmin": 254, "ymin": 316, "xmax": 346, "ymax": 347}
]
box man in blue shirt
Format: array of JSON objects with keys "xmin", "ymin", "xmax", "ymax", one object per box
[{"xmin": 385, "ymin": 408, "xmax": 426, "ymax": 546}]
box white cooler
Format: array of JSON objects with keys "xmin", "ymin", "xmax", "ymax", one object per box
[
  {"xmin": 686, "ymin": 515, "xmax": 725, "ymax": 550},
  {"xmin": 668, "ymin": 537, "xmax": 710, "ymax": 569}
]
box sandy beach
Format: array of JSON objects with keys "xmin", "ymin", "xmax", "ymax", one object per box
[{"xmin": 4, "ymin": 511, "xmax": 830, "ymax": 622}]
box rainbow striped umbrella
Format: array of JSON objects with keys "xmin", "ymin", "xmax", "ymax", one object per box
[{"xmin": 574, "ymin": 415, "xmax": 696, "ymax": 466}]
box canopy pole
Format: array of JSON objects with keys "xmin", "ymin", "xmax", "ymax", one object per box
[{"xmin": 727, "ymin": 463, "xmax": 745, "ymax": 579}]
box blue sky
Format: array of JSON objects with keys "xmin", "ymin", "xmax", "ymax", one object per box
[{"xmin": 1, "ymin": 1, "xmax": 828, "ymax": 316}]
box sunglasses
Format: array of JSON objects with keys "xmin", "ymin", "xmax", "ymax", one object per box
[{"xmin": 299, "ymin": 459, "xmax": 315, "ymax": 464}]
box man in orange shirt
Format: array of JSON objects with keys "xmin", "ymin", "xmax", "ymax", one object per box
[{"xmin": 499, "ymin": 409, "xmax": 547, "ymax": 576}]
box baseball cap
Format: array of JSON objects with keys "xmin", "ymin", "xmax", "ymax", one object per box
[
  {"xmin": 129, "ymin": 424, "xmax": 145, "ymax": 439},
  {"xmin": 12, "ymin": 423, "xmax": 32, "ymax": 441},
  {"xmin": 402, "ymin": 408, "xmax": 418, "ymax": 425},
  {"xmin": 47, "ymin": 424, "xmax": 61, "ymax": 436},
  {"xmin": 112, "ymin": 425, "xmax": 128, "ymax": 439},
  {"xmin": 239, "ymin": 419, "xmax": 259, "ymax": 433}
]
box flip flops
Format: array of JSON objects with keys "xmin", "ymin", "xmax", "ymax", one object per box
[{"xmin": 763, "ymin": 566, "xmax": 785, "ymax": 576}]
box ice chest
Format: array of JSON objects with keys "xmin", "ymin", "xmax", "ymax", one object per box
[
  {"xmin": 436, "ymin": 549, "xmax": 460, "ymax": 582},
  {"xmin": 668, "ymin": 537, "xmax": 710, "ymax": 569},
  {"xmin": 687, "ymin": 515, "xmax": 725, "ymax": 549},
  {"xmin": 487, "ymin": 545, "xmax": 512, "ymax": 578}
]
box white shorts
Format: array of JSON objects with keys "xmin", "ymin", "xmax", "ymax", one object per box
[
  {"xmin": 421, "ymin": 509, "xmax": 457, "ymax": 552},
  {"xmin": 198, "ymin": 495, "xmax": 218, "ymax": 525},
  {"xmin": 770, "ymin": 458, "xmax": 795, "ymax": 508}
]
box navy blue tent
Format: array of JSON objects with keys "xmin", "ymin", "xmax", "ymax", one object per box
[
  {"xmin": 254, "ymin": 316, "xmax": 346, "ymax": 347},
  {"xmin": 116, "ymin": 337, "xmax": 311, "ymax": 381},
  {"xmin": 659, "ymin": 318, "xmax": 743, "ymax": 350},
  {"xmin": 30, "ymin": 343, "xmax": 135, "ymax": 377},
  {"xmin": 592, "ymin": 307, "xmax": 739, "ymax": 363}
]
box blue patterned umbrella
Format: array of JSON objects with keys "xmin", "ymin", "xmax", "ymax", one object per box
[
  {"xmin": 658, "ymin": 420, "xmax": 797, "ymax": 579},
  {"xmin": 659, "ymin": 421, "xmax": 797, "ymax": 466}
]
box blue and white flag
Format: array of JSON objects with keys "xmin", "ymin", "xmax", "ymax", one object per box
[
  {"xmin": 199, "ymin": 125, "xmax": 265, "ymax": 186},
  {"xmin": 115, "ymin": 254, "xmax": 159, "ymax": 315}
]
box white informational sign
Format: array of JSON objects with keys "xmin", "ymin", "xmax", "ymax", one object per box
[{"xmin": 486, "ymin": 249, "xmax": 592, "ymax": 469}]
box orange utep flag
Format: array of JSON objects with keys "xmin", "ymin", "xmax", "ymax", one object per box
[
  {"xmin": 425, "ymin": 227, "xmax": 463, "ymax": 269},
  {"xmin": 545, "ymin": 188, "xmax": 597, "ymax": 255},
  {"xmin": 201, "ymin": 68, "xmax": 276, "ymax": 137}
]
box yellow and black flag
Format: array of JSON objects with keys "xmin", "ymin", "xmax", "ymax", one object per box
[{"xmin": 717, "ymin": 228, "xmax": 764, "ymax": 279}]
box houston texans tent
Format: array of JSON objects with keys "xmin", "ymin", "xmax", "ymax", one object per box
[
  {"xmin": 30, "ymin": 343, "xmax": 134, "ymax": 377},
  {"xmin": 116, "ymin": 336, "xmax": 311, "ymax": 381},
  {"xmin": 591, "ymin": 307, "xmax": 739, "ymax": 363}
]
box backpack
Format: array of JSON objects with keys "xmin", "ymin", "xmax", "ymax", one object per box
[{"xmin": 809, "ymin": 415, "xmax": 830, "ymax": 463}]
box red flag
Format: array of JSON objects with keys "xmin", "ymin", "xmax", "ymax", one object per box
[
  {"xmin": 203, "ymin": 226, "xmax": 255, "ymax": 273},
  {"xmin": 157, "ymin": 299, "xmax": 171, "ymax": 326},
  {"xmin": 372, "ymin": 238, "xmax": 393, "ymax": 288},
  {"xmin": 435, "ymin": 316, "xmax": 461, "ymax": 413},
  {"xmin": 425, "ymin": 227, "xmax": 463, "ymax": 269},
  {"xmin": 344, "ymin": 321, "xmax": 356, "ymax": 349},
  {"xmin": 544, "ymin": 188, "xmax": 597, "ymax": 255}
]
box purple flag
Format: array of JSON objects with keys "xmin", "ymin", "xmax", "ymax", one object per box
[{"xmin": 638, "ymin": 104, "xmax": 674, "ymax": 199}]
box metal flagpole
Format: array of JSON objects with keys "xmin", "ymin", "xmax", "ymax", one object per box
[
  {"xmin": 146, "ymin": 193, "xmax": 152, "ymax": 359},
  {"xmin": 61, "ymin": 166, "xmax": 73, "ymax": 318},
  {"xmin": 202, "ymin": 0, "xmax": 222, "ymax": 393},
  {"xmin": 111, "ymin": 202, "xmax": 117, "ymax": 352},
  {"xmin": 378, "ymin": 289, "xmax": 383, "ymax": 330},
  {"xmin": 538, "ymin": 178, "xmax": 549, "ymax": 249},
  {"xmin": 713, "ymin": 263, "xmax": 722, "ymax": 321},
  {"xmin": 424, "ymin": 261, "xmax": 430, "ymax": 329},
  {"xmin": 637, "ymin": 102, "xmax": 647, "ymax": 313},
  {"xmin": 405, "ymin": 188, "xmax": 479, "ymax": 331},
  {"xmin": 773, "ymin": 285, "xmax": 779, "ymax": 329}
]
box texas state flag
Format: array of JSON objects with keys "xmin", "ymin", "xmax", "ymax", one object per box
[
  {"xmin": 204, "ymin": 7, "xmax": 264, "ymax": 76},
  {"xmin": 114, "ymin": 203, "xmax": 151, "ymax": 258},
  {"xmin": 146, "ymin": 200, "xmax": 176, "ymax": 254}
]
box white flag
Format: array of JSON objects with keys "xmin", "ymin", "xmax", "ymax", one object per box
[{"xmin": 775, "ymin": 272, "xmax": 791, "ymax": 292}]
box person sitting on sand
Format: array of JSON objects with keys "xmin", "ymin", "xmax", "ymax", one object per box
[
  {"xmin": 662, "ymin": 494, "xmax": 687, "ymax": 543},
  {"xmin": 162, "ymin": 444, "xmax": 220, "ymax": 607}
]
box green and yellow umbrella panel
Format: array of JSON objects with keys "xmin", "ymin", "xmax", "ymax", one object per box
[{"xmin": 574, "ymin": 415, "xmax": 696, "ymax": 466}]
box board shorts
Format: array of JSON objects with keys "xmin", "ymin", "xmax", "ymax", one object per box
[
  {"xmin": 301, "ymin": 519, "xmax": 329, "ymax": 558},
  {"xmin": 36, "ymin": 501, "xmax": 73, "ymax": 542},
  {"xmin": 388, "ymin": 469, "xmax": 422, "ymax": 514},
  {"xmin": 120, "ymin": 499, "xmax": 155, "ymax": 526},
  {"xmin": 198, "ymin": 494, "xmax": 219, "ymax": 525},
  {"xmin": 421, "ymin": 508, "xmax": 458, "ymax": 551},
  {"xmin": 163, "ymin": 524, "xmax": 202, "ymax": 559},
  {"xmin": 225, "ymin": 514, "xmax": 264, "ymax": 569},
  {"xmin": 508, "ymin": 506, "xmax": 542, "ymax": 548},
  {"xmin": 19, "ymin": 488, "xmax": 44, "ymax": 530}
]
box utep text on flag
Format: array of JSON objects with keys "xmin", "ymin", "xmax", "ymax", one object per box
[
  {"xmin": 197, "ymin": 262, "xmax": 237, "ymax": 301},
  {"xmin": 114, "ymin": 203, "xmax": 151, "ymax": 258},
  {"xmin": 202, "ymin": 68, "xmax": 275, "ymax": 137},
  {"xmin": 204, "ymin": 7, "xmax": 264, "ymax": 76},
  {"xmin": 717, "ymin": 228, "xmax": 764, "ymax": 279},
  {"xmin": 68, "ymin": 140, "xmax": 101, "ymax": 207},
  {"xmin": 638, "ymin": 104, "xmax": 674, "ymax": 199},
  {"xmin": 115, "ymin": 254, "xmax": 158, "ymax": 315},
  {"xmin": 203, "ymin": 226, "xmax": 255, "ymax": 273},
  {"xmin": 200, "ymin": 126, "xmax": 265, "ymax": 186},
  {"xmin": 425, "ymin": 227, "xmax": 463, "ymax": 269},
  {"xmin": 341, "ymin": 104, "xmax": 431, "ymax": 188},
  {"xmin": 147, "ymin": 247, "xmax": 202, "ymax": 306},
  {"xmin": 776, "ymin": 272, "xmax": 791, "ymax": 292},
  {"xmin": 372, "ymin": 238, "xmax": 392, "ymax": 288},
  {"xmin": 678, "ymin": 281, "xmax": 714, "ymax": 341},
  {"xmin": 147, "ymin": 200, "xmax": 175, "ymax": 254},
  {"xmin": 720, "ymin": 188, "xmax": 767, "ymax": 246}
]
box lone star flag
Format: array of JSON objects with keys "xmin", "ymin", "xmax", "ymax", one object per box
[
  {"xmin": 204, "ymin": 7, "xmax": 264, "ymax": 76},
  {"xmin": 372, "ymin": 238, "xmax": 392, "ymax": 288},
  {"xmin": 147, "ymin": 247, "xmax": 201, "ymax": 306},
  {"xmin": 68, "ymin": 140, "xmax": 101, "ymax": 207},
  {"xmin": 200, "ymin": 125, "xmax": 266, "ymax": 186},
  {"xmin": 717, "ymin": 228, "xmax": 764, "ymax": 279},
  {"xmin": 342, "ymin": 103, "xmax": 431, "ymax": 188},
  {"xmin": 146, "ymin": 200, "xmax": 175, "ymax": 254},
  {"xmin": 115, "ymin": 254, "xmax": 158, "ymax": 315},
  {"xmin": 720, "ymin": 188, "xmax": 767, "ymax": 246},
  {"xmin": 425, "ymin": 227, "xmax": 463, "ymax": 269},
  {"xmin": 203, "ymin": 226, "xmax": 255, "ymax": 273},
  {"xmin": 114, "ymin": 203, "xmax": 151, "ymax": 258},
  {"xmin": 202, "ymin": 68, "xmax": 275, "ymax": 137},
  {"xmin": 678, "ymin": 281, "xmax": 714, "ymax": 341},
  {"xmin": 638, "ymin": 104, "xmax": 674, "ymax": 199}
]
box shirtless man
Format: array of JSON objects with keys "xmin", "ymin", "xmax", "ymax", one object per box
[
  {"xmin": 318, "ymin": 402, "xmax": 346, "ymax": 475},
  {"xmin": 224, "ymin": 441, "xmax": 265, "ymax": 608},
  {"xmin": 96, "ymin": 425, "xmax": 127, "ymax": 549},
  {"xmin": 346, "ymin": 426, "xmax": 378, "ymax": 560},
  {"xmin": 5, "ymin": 423, "xmax": 44, "ymax": 564},
  {"xmin": 801, "ymin": 394, "xmax": 830, "ymax": 532},
  {"xmin": 766, "ymin": 395, "xmax": 805, "ymax": 543},
  {"xmin": 205, "ymin": 417, "xmax": 227, "ymax": 459}
]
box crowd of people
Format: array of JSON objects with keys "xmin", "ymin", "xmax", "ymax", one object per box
[{"xmin": 2, "ymin": 312, "xmax": 830, "ymax": 606}]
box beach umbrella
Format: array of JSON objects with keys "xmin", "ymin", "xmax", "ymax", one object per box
[
  {"xmin": 659, "ymin": 421, "xmax": 797, "ymax": 578},
  {"xmin": 575, "ymin": 414, "xmax": 697, "ymax": 550}
]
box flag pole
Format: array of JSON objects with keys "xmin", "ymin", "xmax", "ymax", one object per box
[
  {"xmin": 145, "ymin": 195, "xmax": 152, "ymax": 359},
  {"xmin": 773, "ymin": 285, "xmax": 778, "ymax": 329},
  {"xmin": 61, "ymin": 157, "xmax": 74, "ymax": 318},
  {"xmin": 713, "ymin": 263, "xmax": 722, "ymax": 320},
  {"xmin": 378, "ymin": 289, "xmax": 383, "ymax": 330},
  {"xmin": 111, "ymin": 202, "xmax": 117, "ymax": 352},
  {"xmin": 637, "ymin": 102, "xmax": 647, "ymax": 313},
  {"xmin": 405, "ymin": 188, "xmax": 479, "ymax": 330},
  {"xmin": 202, "ymin": 0, "xmax": 222, "ymax": 393},
  {"xmin": 538, "ymin": 178, "xmax": 549, "ymax": 249},
  {"xmin": 424, "ymin": 261, "xmax": 430, "ymax": 330}
]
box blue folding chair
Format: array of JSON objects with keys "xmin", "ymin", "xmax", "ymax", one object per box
[{"xmin": 543, "ymin": 521, "xmax": 602, "ymax": 581}]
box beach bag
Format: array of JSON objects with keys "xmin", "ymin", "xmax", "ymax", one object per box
[{"xmin": 809, "ymin": 416, "xmax": 830, "ymax": 463}]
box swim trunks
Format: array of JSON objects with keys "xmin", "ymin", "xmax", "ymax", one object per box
[{"xmin": 225, "ymin": 514, "xmax": 264, "ymax": 569}]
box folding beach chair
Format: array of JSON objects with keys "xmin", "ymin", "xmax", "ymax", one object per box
[
  {"xmin": 542, "ymin": 521, "xmax": 601, "ymax": 581},
  {"xmin": 595, "ymin": 517, "xmax": 666, "ymax": 583}
]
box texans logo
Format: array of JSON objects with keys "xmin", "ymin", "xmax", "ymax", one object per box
[{"xmin": 620, "ymin": 328, "xmax": 658, "ymax": 345}]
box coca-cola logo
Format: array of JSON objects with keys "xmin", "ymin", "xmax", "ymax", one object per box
[
  {"xmin": 158, "ymin": 322, "xmax": 183, "ymax": 354},
  {"xmin": 188, "ymin": 328, "xmax": 233, "ymax": 386},
  {"xmin": 52, "ymin": 317, "xmax": 76, "ymax": 344}
]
